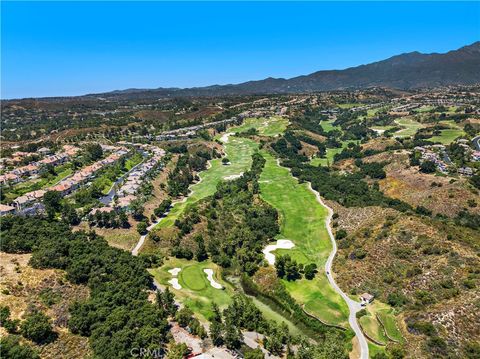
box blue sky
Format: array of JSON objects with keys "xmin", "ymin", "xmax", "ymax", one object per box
[{"xmin": 2, "ymin": 1, "xmax": 479, "ymax": 99}]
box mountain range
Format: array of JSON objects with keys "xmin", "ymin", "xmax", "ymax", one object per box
[{"xmin": 17, "ymin": 42, "xmax": 480, "ymax": 100}]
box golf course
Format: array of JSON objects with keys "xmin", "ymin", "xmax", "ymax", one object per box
[
  {"xmin": 150, "ymin": 258, "xmax": 233, "ymax": 321},
  {"xmin": 259, "ymin": 151, "xmax": 350, "ymax": 327},
  {"xmin": 155, "ymin": 116, "xmax": 288, "ymax": 229}
]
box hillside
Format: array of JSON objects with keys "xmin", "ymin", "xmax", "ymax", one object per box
[{"xmin": 81, "ymin": 42, "xmax": 480, "ymax": 100}]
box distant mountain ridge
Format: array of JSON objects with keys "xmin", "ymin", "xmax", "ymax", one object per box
[{"xmin": 11, "ymin": 42, "xmax": 480, "ymax": 100}]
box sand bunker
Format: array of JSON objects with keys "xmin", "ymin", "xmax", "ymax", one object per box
[
  {"xmin": 168, "ymin": 267, "xmax": 182, "ymax": 276},
  {"xmin": 263, "ymin": 239, "xmax": 295, "ymax": 265},
  {"xmin": 167, "ymin": 267, "xmax": 182, "ymax": 289},
  {"xmin": 220, "ymin": 133, "xmax": 232, "ymax": 143},
  {"xmin": 168, "ymin": 278, "xmax": 182, "ymax": 290},
  {"xmin": 223, "ymin": 172, "xmax": 243, "ymax": 181},
  {"xmin": 203, "ymin": 269, "xmax": 223, "ymax": 289}
]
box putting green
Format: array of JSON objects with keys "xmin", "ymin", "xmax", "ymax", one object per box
[
  {"xmin": 259, "ymin": 151, "xmax": 349, "ymax": 326},
  {"xmin": 150, "ymin": 258, "xmax": 233, "ymax": 321},
  {"xmin": 181, "ymin": 265, "xmax": 207, "ymax": 291}
]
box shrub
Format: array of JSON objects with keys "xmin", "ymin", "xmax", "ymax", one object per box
[
  {"xmin": 20, "ymin": 311, "xmax": 55, "ymax": 344},
  {"xmin": 0, "ymin": 335, "xmax": 39, "ymax": 359}
]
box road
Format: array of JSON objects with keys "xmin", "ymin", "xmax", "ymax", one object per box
[
  {"xmin": 131, "ymin": 160, "xmax": 210, "ymax": 256},
  {"xmin": 473, "ymin": 135, "xmax": 480, "ymax": 151},
  {"xmin": 307, "ymin": 183, "xmax": 369, "ymax": 359}
]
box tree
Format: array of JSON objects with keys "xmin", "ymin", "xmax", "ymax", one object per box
[
  {"xmin": 137, "ymin": 221, "xmax": 148, "ymax": 235},
  {"xmin": 470, "ymin": 174, "xmax": 480, "ymax": 190},
  {"xmin": 195, "ymin": 235, "xmax": 208, "ymax": 261},
  {"xmin": 84, "ymin": 143, "xmax": 103, "ymax": 161},
  {"xmin": 264, "ymin": 334, "xmax": 283, "ymax": 355},
  {"xmin": 209, "ymin": 320, "xmax": 224, "ymax": 346},
  {"xmin": 61, "ymin": 204, "xmax": 79, "ymax": 225},
  {"xmin": 118, "ymin": 211, "xmax": 130, "ymax": 228},
  {"xmin": 175, "ymin": 308, "xmax": 193, "ymax": 328},
  {"xmin": 244, "ymin": 348, "xmax": 264, "ymax": 359},
  {"xmin": 130, "ymin": 200, "xmax": 145, "ymax": 221},
  {"xmin": 166, "ymin": 342, "xmax": 190, "ymax": 359},
  {"xmin": 20, "ymin": 311, "xmax": 55, "ymax": 344},
  {"xmin": 43, "ymin": 190, "xmax": 62, "ymax": 219},
  {"xmin": 156, "ymin": 288, "xmax": 177, "ymax": 317},
  {"xmin": 223, "ymin": 316, "xmax": 243, "ymax": 350},
  {"xmin": 420, "ymin": 160, "xmax": 436, "ymax": 173},
  {"xmin": 304, "ymin": 263, "xmax": 318, "ymax": 280}
]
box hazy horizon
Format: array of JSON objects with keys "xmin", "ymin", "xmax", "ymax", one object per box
[{"xmin": 2, "ymin": 1, "xmax": 479, "ymax": 99}]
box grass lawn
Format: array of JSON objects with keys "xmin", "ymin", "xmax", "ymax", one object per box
[
  {"xmin": 259, "ymin": 151, "xmax": 349, "ymax": 326},
  {"xmin": 150, "ymin": 258, "xmax": 234, "ymax": 321},
  {"xmin": 413, "ymin": 105, "xmax": 435, "ymax": 113},
  {"xmin": 394, "ymin": 117, "xmax": 425, "ymax": 138},
  {"xmin": 125, "ymin": 152, "xmax": 144, "ymax": 171}
]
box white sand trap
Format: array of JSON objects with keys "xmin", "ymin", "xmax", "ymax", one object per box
[
  {"xmin": 372, "ymin": 128, "xmax": 386, "ymax": 135},
  {"xmin": 223, "ymin": 172, "xmax": 243, "ymax": 181},
  {"xmin": 263, "ymin": 239, "xmax": 295, "ymax": 265},
  {"xmin": 203, "ymin": 269, "xmax": 223, "ymax": 289},
  {"xmin": 168, "ymin": 267, "xmax": 182, "ymax": 276},
  {"xmin": 220, "ymin": 133, "xmax": 232, "ymax": 143},
  {"xmin": 168, "ymin": 278, "xmax": 182, "ymax": 290}
]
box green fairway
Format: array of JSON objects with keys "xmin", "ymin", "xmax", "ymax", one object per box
[
  {"xmin": 337, "ymin": 103, "xmax": 359, "ymax": 109},
  {"xmin": 310, "ymin": 141, "xmax": 354, "ymax": 167},
  {"xmin": 259, "ymin": 151, "xmax": 349, "ymax": 326},
  {"xmin": 150, "ymin": 258, "xmax": 233, "ymax": 321},
  {"xmin": 156, "ymin": 136, "xmax": 258, "ymax": 228},
  {"xmin": 394, "ymin": 117, "xmax": 425, "ymax": 138},
  {"xmin": 429, "ymin": 121, "xmax": 465, "ymax": 144},
  {"xmin": 230, "ymin": 116, "xmax": 288, "ymax": 137},
  {"xmin": 156, "ymin": 117, "xmax": 287, "ymax": 229},
  {"xmin": 319, "ymin": 119, "xmax": 340, "ymax": 133}
]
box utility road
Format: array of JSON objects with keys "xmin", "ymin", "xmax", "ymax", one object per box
[{"xmin": 308, "ymin": 183, "xmax": 369, "ymax": 359}]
